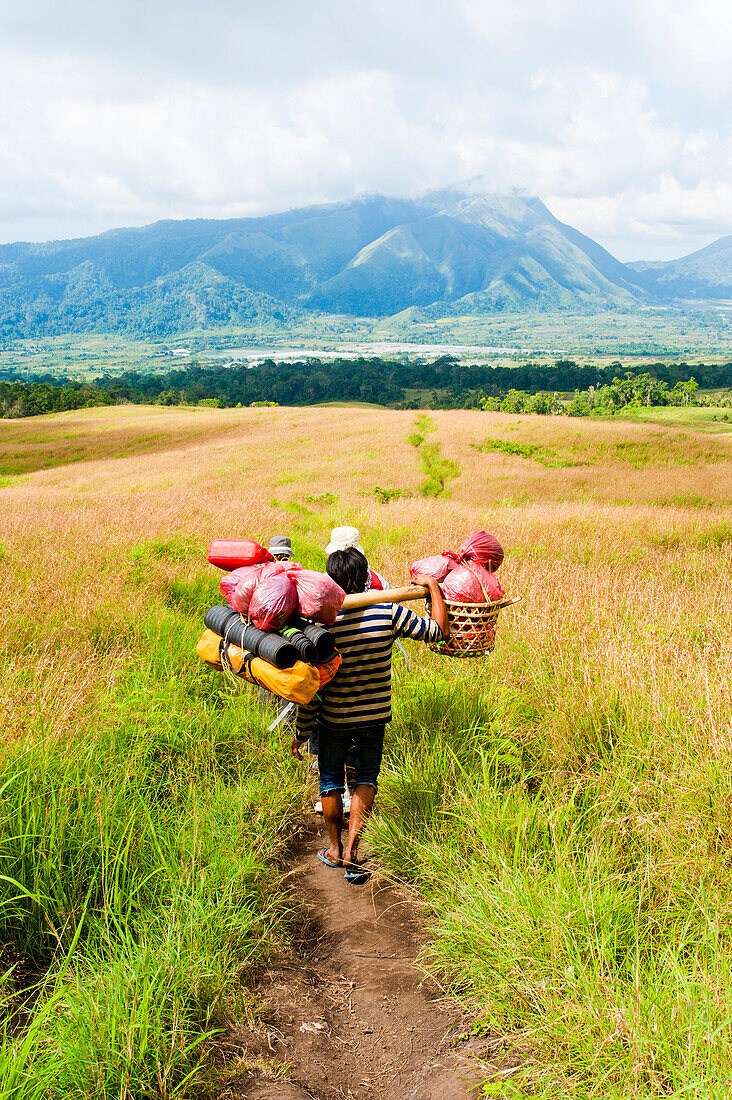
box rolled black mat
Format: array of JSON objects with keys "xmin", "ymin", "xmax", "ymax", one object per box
[
  {"xmin": 204, "ymin": 606, "xmax": 298, "ymax": 669},
  {"xmin": 278, "ymin": 624, "xmax": 318, "ymax": 665},
  {"xmin": 288, "ymin": 616, "xmax": 336, "ymax": 662}
]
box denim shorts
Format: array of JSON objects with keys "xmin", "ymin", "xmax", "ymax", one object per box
[{"xmin": 318, "ymin": 722, "xmax": 386, "ymax": 797}]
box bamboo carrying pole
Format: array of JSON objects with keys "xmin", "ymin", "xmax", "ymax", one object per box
[
  {"xmin": 341, "ymin": 586, "xmax": 520, "ymax": 612},
  {"xmin": 341, "ymin": 585, "xmax": 428, "ymax": 610}
]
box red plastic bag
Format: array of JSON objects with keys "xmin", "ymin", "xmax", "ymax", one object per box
[
  {"xmin": 233, "ymin": 562, "xmax": 286, "ymax": 617},
  {"xmin": 456, "ymin": 530, "xmax": 504, "ymax": 573},
  {"xmin": 368, "ymin": 569, "xmax": 386, "ymax": 591},
  {"xmin": 207, "ymin": 539, "xmax": 273, "ymax": 571},
  {"xmin": 248, "ymin": 572, "xmax": 298, "ymax": 631},
  {"xmin": 410, "ymin": 552, "xmax": 459, "ymax": 583},
  {"xmin": 442, "ymin": 563, "xmax": 505, "ymax": 604},
  {"xmin": 288, "ymin": 568, "xmax": 345, "ymax": 626},
  {"xmin": 220, "ymin": 565, "xmax": 257, "ymax": 608}
]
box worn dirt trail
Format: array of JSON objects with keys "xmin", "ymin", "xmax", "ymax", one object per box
[{"xmin": 220, "ymin": 817, "xmax": 514, "ymax": 1100}]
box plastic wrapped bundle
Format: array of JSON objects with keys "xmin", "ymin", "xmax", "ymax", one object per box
[
  {"xmin": 456, "ymin": 530, "xmax": 504, "ymax": 573},
  {"xmin": 248, "ymin": 573, "xmax": 298, "ymax": 631},
  {"xmin": 286, "ymin": 567, "xmax": 345, "ymax": 626},
  {"xmin": 220, "ymin": 565, "xmax": 257, "ymax": 608},
  {"xmin": 317, "ymin": 652, "xmax": 342, "ymax": 687},
  {"xmin": 232, "ymin": 561, "xmax": 286, "ymax": 616},
  {"xmin": 196, "ymin": 629, "xmax": 320, "ymax": 704},
  {"xmin": 441, "ymin": 563, "xmax": 505, "ymax": 604},
  {"xmin": 409, "ymin": 552, "xmax": 459, "ymax": 583}
]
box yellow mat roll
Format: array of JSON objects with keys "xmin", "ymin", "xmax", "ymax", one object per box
[{"xmin": 196, "ymin": 628, "xmax": 321, "ymax": 704}]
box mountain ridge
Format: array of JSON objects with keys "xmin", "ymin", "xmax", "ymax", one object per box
[
  {"xmin": 627, "ymin": 234, "xmax": 732, "ymax": 301},
  {"xmin": 1, "ymin": 192, "xmax": 729, "ymax": 337}
]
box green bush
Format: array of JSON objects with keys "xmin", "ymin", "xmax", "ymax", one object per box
[
  {"xmin": 420, "ymin": 442, "xmax": 460, "ymax": 497},
  {"xmin": 408, "ymin": 413, "xmax": 436, "ymax": 447},
  {"xmin": 372, "ymin": 486, "xmax": 408, "ymax": 504},
  {"xmin": 474, "ymin": 437, "xmax": 542, "ymax": 459}
]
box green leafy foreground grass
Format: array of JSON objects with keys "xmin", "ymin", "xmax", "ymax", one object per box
[
  {"xmin": 371, "ymin": 665, "xmax": 732, "ymax": 1099},
  {"xmin": 0, "ymin": 612, "xmax": 305, "ymax": 1098}
]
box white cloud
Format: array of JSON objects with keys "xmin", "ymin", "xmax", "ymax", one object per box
[{"xmin": 0, "ymin": 0, "xmax": 730, "ymax": 257}]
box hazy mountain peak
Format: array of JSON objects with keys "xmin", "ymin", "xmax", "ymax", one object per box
[{"xmin": 0, "ymin": 191, "xmax": 728, "ymax": 336}]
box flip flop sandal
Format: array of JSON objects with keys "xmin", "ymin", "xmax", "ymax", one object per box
[
  {"xmin": 344, "ymin": 864, "xmax": 370, "ymax": 884},
  {"xmin": 317, "ymin": 848, "xmax": 342, "ymax": 869}
]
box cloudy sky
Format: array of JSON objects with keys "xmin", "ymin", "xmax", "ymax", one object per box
[{"xmin": 1, "ymin": 0, "xmax": 730, "ymax": 259}]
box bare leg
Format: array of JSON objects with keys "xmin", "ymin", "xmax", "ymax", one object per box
[
  {"xmin": 342, "ymin": 784, "xmax": 375, "ymax": 867},
  {"xmin": 321, "ymin": 791, "xmax": 344, "ymax": 865}
]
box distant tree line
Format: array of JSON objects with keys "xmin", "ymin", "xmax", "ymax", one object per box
[
  {"xmin": 1, "ymin": 356, "xmax": 731, "ymax": 418},
  {"xmin": 0, "ymin": 380, "xmax": 114, "ymax": 418},
  {"xmin": 474, "ymin": 374, "xmax": 707, "ymax": 417}
]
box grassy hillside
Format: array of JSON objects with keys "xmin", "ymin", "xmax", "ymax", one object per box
[
  {"xmin": 616, "ymin": 406, "xmax": 732, "ymax": 435},
  {"xmin": 1, "ymin": 405, "xmax": 731, "ymax": 1096}
]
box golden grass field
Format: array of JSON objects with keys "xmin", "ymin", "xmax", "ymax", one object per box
[
  {"xmin": 1, "ymin": 403, "xmax": 731, "ymax": 1096},
  {"xmin": 2, "ymin": 403, "xmax": 730, "ymax": 744}
]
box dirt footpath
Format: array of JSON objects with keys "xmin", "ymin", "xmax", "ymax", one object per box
[{"xmin": 220, "ymin": 819, "xmax": 517, "ymax": 1099}]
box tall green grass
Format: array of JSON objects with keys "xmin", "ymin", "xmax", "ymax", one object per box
[
  {"xmin": 0, "ymin": 610, "xmax": 305, "ymax": 1098},
  {"xmin": 370, "ymin": 664, "xmax": 732, "ymax": 1098}
]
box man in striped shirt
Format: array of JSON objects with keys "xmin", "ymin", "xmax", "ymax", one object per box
[{"xmin": 292, "ymin": 548, "xmax": 450, "ymax": 882}]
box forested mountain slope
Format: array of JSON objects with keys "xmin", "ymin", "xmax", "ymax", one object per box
[
  {"xmin": 627, "ymin": 235, "xmax": 732, "ymax": 301},
  {"xmin": 0, "ymin": 192, "xmax": 727, "ymax": 336}
]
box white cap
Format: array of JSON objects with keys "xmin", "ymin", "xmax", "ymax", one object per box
[{"xmin": 325, "ymin": 526, "xmax": 364, "ymax": 556}]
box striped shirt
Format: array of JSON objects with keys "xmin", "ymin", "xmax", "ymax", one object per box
[{"xmin": 295, "ymin": 603, "xmax": 442, "ymax": 739}]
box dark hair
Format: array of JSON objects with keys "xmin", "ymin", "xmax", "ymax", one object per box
[{"xmin": 326, "ymin": 548, "xmax": 369, "ymax": 595}]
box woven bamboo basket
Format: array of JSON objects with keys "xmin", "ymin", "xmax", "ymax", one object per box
[
  {"xmin": 426, "ymin": 595, "xmax": 517, "ymax": 658},
  {"xmin": 340, "ymin": 583, "xmax": 518, "ymax": 659}
]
